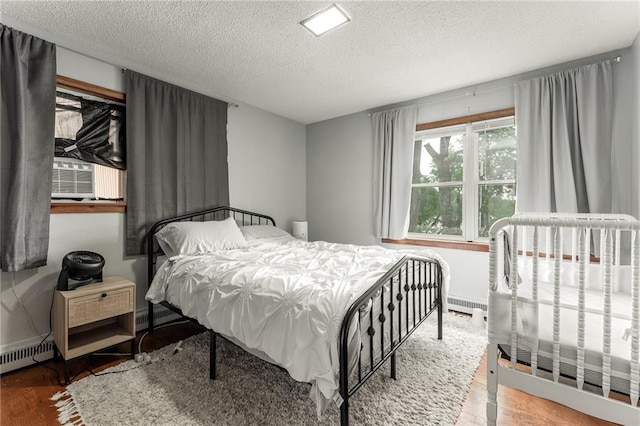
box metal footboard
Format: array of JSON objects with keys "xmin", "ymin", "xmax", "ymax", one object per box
[{"xmin": 339, "ymin": 256, "xmax": 443, "ymax": 426}]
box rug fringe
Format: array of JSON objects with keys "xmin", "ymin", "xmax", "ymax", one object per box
[{"xmin": 51, "ymin": 389, "xmax": 86, "ymax": 426}]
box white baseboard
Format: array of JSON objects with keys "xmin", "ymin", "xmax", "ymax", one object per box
[{"xmin": 0, "ymin": 305, "xmax": 181, "ymax": 374}]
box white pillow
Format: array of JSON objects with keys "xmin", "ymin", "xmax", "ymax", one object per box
[
  {"xmin": 156, "ymin": 216, "xmax": 247, "ymax": 257},
  {"xmin": 240, "ymin": 225, "xmax": 291, "ymax": 241}
]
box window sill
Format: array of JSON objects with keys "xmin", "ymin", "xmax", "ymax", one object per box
[
  {"xmin": 51, "ymin": 202, "xmax": 126, "ymax": 214},
  {"xmin": 382, "ymin": 238, "xmax": 489, "ymax": 252}
]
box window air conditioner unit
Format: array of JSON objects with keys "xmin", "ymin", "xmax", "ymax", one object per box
[{"xmin": 52, "ymin": 157, "xmax": 95, "ymax": 199}]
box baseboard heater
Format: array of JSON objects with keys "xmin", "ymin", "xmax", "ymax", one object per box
[
  {"xmin": 447, "ymin": 297, "xmax": 487, "ymax": 315},
  {"xmin": 0, "ymin": 305, "xmax": 180, "ymax": 374}
]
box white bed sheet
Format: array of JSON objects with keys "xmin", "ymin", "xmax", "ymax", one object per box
[{"xmin": 146, "ymin": 237, "xmax": 449, "ymax": 415}]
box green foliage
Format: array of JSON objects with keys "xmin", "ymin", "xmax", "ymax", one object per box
[
  {"xmin": 478, "ymin": 184, "xmax": 516, "ymax": 237},
  {"xmin": 409, "ymin": 186, "xmax": 462, "ymax": 235}
]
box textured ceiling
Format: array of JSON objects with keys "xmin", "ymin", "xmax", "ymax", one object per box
[{"xmin": 2, "ymin": 1, "xmax": 639, "ymax": 124}]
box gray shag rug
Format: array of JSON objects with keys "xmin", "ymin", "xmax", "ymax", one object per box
[{"xmin": 52, "ymin": 313, "xmax": 485, "ymax": 426}]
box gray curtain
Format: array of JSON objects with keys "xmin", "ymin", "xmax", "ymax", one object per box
[
  {"xmin": 125, "ymin": 71, "xmax": 229, "ymax": 255},
  {"xmin": 515, "ymin": 61, "xmax": 613, "ymax": 214},
  {"xmin": 372, "ymin": 106, "xmax": 417, "ymax": 239},
  {"xmin": 0, "ymin": 25, "xmax": 56, "ymax": 272}
]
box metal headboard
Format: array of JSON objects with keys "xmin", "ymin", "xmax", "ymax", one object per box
[{"xmin": 145, "ymin": 206, "xmax": 275, "ymax": 330}]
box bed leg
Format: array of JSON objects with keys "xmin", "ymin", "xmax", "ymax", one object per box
[
  {"xmin": 340, "ymin": 398, "xmax": 349, "ymax": 426},
  {"xmin": 148, "ymin": 301, "xmax": 155, "ymax": 332},
  {"xmin": 437, "ymin": 296, "xmax": 443, "ymax": 340},
  {"xmin": 210, "ymin": 331, "xmax": 217, "ymax": 380},
  {"xmin": 390, "ymin": 353, "xmax": 397, "ymax": 379},
  {"xmin": 486, "ymin": 343, "xmax": 498, "ymax": 426}
]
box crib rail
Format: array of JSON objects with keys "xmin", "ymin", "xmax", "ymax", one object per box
[{"xmin": 487, "ymin": 213, "xmax": 640, "ymax": 423}]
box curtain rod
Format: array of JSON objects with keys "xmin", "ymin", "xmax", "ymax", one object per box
[{"xmin": 368, "ymin": 54, "xmax": 622, "ymax": 116}]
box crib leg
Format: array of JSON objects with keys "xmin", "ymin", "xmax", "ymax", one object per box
[{"xmin": 486, "ymin": 343, "xmax": 499, "ymax": 426}]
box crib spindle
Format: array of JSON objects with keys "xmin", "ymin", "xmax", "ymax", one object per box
[
  {"xmin": 546, "ymin": 227, "xmax": 552, "ymax": 265},
  {"xmin": 572, "ymin": 228, "xmax": 577, "ymax": 264},
  {"xmin": 615, "ymin": 229, "xmax": 621, "ymax": 266},
  {"xmin": 630, "ymin": 230, "xmax": 640, "ymax": 406},
  {"xmin": 576, "ymin": 228, "xmax": 588, "ymax": 390},
  {"xmin": 531, "ymin": 226, "xmax": 539, "ymax": 376},
  {"xmin": 614, "ymin": 229, "xmax": 622, "ymax": 297},
  {"xmin": 552, "ymin": 226, "xmax": 562, "ymax": 382},
  {"xmin": 600, "ymin": 228, "xmax": 606, "ymax": 266},
  {"xmin": 602, "ymin": 228, "xmax": 613, "ymax": 398},
  {"xmin": 521, "ymin": 226, "xmax": 528, "ymax": 265},
  {"xmin": 510, "ymin": 225, "xmax": 519, "ymax": 369}
]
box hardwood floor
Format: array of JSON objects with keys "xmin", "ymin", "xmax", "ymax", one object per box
[
  {"xmin": 1, "ymin": 321, "xmax": 205, "ymax": 426},
  {"xmin": 456, "ymin": 352, "xmax": 614, "ymax": 426},
  {"xmin": 0, "ymin": 321, "xmax": 620, "ymax": 426}
]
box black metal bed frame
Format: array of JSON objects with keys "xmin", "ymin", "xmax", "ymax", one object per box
[{"xmin": 146, "ymin": 206, "xmax": 443, "ymax": 425}]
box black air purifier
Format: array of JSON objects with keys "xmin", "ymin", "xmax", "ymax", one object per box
[{"xmin": 56, "ymin": 251, "xmax": 105, "ymax": 291}]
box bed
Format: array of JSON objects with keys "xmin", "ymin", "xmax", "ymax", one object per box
[
  {"xmin": 145, "ymin": 206, "xmax": 449, "ymax": 425},
  {"xmin": 487, "ymin": 212, "xmax": 640, "ymax": 425}
]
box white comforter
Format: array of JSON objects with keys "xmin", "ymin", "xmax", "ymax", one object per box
[{"xmin": 146, "ymin": 237, "xmax": 449, "ymax": 414}]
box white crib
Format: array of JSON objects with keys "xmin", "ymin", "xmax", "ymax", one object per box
[{"xmin": 486, "ymin": 213, "xmax": 640, "ymax": 425}]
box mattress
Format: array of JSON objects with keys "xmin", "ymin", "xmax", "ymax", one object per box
[
  {"xmin": 489, "ymin": 262, "xmax": 638, "ymax": 394},
  {"xmin": 146, "ymin": 236, "xmax": 449, "ymax": 415}
]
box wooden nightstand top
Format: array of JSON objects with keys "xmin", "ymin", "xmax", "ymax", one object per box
[{"xmin": 57, "ymin": 276, "xmax": 135, "ymax": 300}]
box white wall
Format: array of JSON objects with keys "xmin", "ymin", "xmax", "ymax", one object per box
[
  {"xmin": 307, "ymin": 47, "xmax": 635, "ymax": 309},
  {"xmin": 228, "ymin": 103, "xmax": 306, "ymax": 228},
  {"xmin": 1, "ymin": 46, "xmax": 306, "ymax": 351}
]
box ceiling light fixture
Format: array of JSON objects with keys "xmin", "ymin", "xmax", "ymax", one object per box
[{"xmin": 300, "ymin": 4, "xmax": 350, "ymax": 37}]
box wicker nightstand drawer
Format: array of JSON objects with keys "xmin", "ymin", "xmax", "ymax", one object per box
[{"xmin": 68, "ymin": 287, "xmax": 134, "ymax": 328}]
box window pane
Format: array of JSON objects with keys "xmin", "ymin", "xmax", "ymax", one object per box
[
  {"xmin": 55, "ymin": 95, "xmax": 83, "ymax": 140},
  {"xmin": 412, "ymin": 133, "xmax": 465, "ymax": 184},
  {"xmin": 478, "ymin": 183, "xmax": 516, "ymax": 237},
  {"xmin": 409, "ymin": 186, "xmax": 463, "ymax": 236},
  {"xmin": 477, "ymin": 125, "xmax": 516, "ymax": 181}
]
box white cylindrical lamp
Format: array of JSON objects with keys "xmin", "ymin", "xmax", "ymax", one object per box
[{"xmin": 292, "ymin": 220, "xmax": 308, "ymax": 241}]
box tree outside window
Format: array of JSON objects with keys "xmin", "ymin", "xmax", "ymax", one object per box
[{"xmin": 409, "ymin": 113, "xmax": 516, "ymax": 241}]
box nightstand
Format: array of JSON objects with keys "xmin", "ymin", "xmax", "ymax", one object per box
[{"xmin": 53, "ymin": 276, "xmax": 136, "ymax": 383}]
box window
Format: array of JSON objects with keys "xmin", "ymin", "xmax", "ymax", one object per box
[
  {"xmin": 409, "ymin": 110, "xmax": 516, "ymax": 241},
  {"xmin": 52, "ymin": 76, "xmax": 126, "ymax": 213}
]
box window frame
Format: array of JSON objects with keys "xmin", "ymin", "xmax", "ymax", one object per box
[
  {"xmin": 391, "ymin": 108, "xmax": 515, "ymax": 248},
  {"xmin": 51, "ymin": 76, "xmax": 126, "ymax": 214}
]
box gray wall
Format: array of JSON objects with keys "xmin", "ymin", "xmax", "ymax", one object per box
[
  {"xmin": 632, "ymin": 32, "xmax": 640, "ymax": 219},
  {"xmin": 228, "ymin": 103, "xmax": 306, "ymax": 225},
  {"xmin": 0, "ymin": 48, "xmax": 306, "ymax": 352},
  {"xmin": 307, "ymin": 47, "xmax": 636, "ymax": 309}
]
